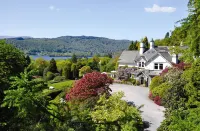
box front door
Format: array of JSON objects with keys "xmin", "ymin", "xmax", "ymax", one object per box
[{"xmin": 141, "ymin": 77, "xmax": 144, "ymax": 84}]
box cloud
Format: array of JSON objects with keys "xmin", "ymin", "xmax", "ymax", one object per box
[
  {"xmin": 49, "ymin": 5, "xmax": 55, "ymax": 10},
  {"xmin": 144, "ymin": 4, "xmax": 176, "ymax": 13},
  {"xmin": 49, "ymin": 5, "xmax": 60, "ymax": 11}
]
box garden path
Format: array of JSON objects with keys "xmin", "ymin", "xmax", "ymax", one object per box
[{"xmin": 110, "ymin": 84, "xmax": 165, "ymax": 131}]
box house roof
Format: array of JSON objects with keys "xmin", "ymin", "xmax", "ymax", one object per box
[
  {"xmin": 119, "ymin": 46, "xmax": 182, "ymax": 65},
  {"xmin": 142, "ymin": 48, "xmax": 158, "ymax": 61},
  {"xmin": 155, "ymin": 46, "xmax": 169, "ymax": 52},
  {"xmin": 118, "ymin": 50, "xmax": 139, "ymax": 64},
  {"xmin": 159, "ymin": 52, "xmax": 172, "ymax": 62}
]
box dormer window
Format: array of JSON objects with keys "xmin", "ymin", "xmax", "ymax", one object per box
[
  {"xmin": 142, "ymin": 62, "xmax": 145, "ymax": 67},
  {"xmin": 139, "ymin": 62, "xmax": 145, "ymax": 67},
  {"xmin": 139, "ymin": 62, "xmax": 141, "ymax": 67}
]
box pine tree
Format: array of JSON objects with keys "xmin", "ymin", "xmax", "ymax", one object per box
[
  {"xmin": 132, "ymin": 41, "xmax": 138, "ymax": 50},
  {"xmin": 128, "ymin": 41, "xmax": 134, "ymax": 50},
  {"xmin": 71, "ymin": 53, "xmax": 77, "ymax": 63},
  {"xmin": 165, "ymin": 32, "xmax": 170, "ymax": 39},
  {"xmin": 142, "ymin": 36, "xmax": 149, "ymax": 49},
  {"xmin": 49, "ymin": 58, "xmax": 58, "ymax": 73}
]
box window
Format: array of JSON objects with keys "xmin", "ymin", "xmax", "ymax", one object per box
[
  {"xmin": 154, "ymin": 63, "xmax": 164, "ymax": 70},
  {"xmin": 159, "ymin": 64, "xmax": 163, "ymax": 70},
  {"xmin": 139, "ymin": 62, "xmax": 145, "ymax": 67},
  {"xmin": 154, "ymin": 63, "xmax": 158, "ymax": 69},
  {"xmin": 142, "ymin": 62, "xmax": 145, "ymax": 67},
  {"xmin": 139, "ymin": 62, "xmax": 141, "ymax": 67}
]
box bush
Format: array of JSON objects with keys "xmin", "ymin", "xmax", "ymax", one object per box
[
  {"xmin": 154, "ymin": 96, "xmax": 161, "ymax": 106},
  {"xmin": 151, "ymin": 82, "xmax": 171, "ymax": 98},
  {"xmin": 46, "ymin": 72, "xmax": 55, "ymax": 81},
  {"xmin": 66, "ymin": 72, "xmax": 113, "ymax": 101},
  {"xmin": 149, "ymin": 76, "xmax": 163, "ymax": 91},
  {"xmin": 53, "ymin": 76, "xmax": 65, "ymax": 83},
  {"xmin": 43, "ymin": 67, "xmax": 49, "ymax": 79},
  {"xmin": 128, "ymin": 78, "xmax": 136, "ymax": 85},
  {"xmin": 90, "ymin": 92, "xmax": 143, "ymax": 130},
  {"xmin": 135, "ymin": 80, "xmax": 140, "ymax": 86}
]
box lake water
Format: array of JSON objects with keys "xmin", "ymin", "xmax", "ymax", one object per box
[{"xmin": 30, "ymin": 55, "xmax": 72, "ymax": 60}]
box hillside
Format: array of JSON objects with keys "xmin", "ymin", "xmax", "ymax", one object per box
[{"xmin": 5, "ymin": 36, "xmax": 131, "ymax": 56}]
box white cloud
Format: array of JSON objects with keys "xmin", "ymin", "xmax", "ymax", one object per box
[
  {"xmin": 49, "ymin": 5, "xmax": 60, "ymax": 11},
  {"xmin": 145, "ymin": 4, "xmax": 176, "ymax": 13},
  {"xmin": 49, "ymin": 5, "xmax": 55, "ymax": 10}
]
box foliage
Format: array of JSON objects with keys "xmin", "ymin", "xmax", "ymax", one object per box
[
  {"xmin": 158, "ymin": 108, "xmax": 200, "ymax": 131},
  {"xmin": 165, "ymin": 32, "xmax": 170, "ymax": 39},
  {"xmin": 130, "ymin": 78, "xmax": 136, "ymax": 85},
  {"xmin": 149, "ymin": 76, "xmax": 163, "ymax": 91},
  {"xmin": 71, "ymin": 53, "xmax": 77, "ymax": 63},
  {"xmin": 128, "ymin": 41, "xmax": 138, "ymax": 50},
  {"xmin": 88, "ymin": 56, "xmax": 100, "ymax": 71},
  {"xmin": 66, "ymin": 72, "xmax": 113, "ymax": 101},
  {"xmin": 0, "ymin": 40, "xmax": 26, "ymax": 92},
  {"xmin": 135, "ymin": 80, "xmax": 140, "ymax": 86},
  {"xmin": 154, "ymin": 96, "xmax": 162, "ymax": 106},
  {"xmin": 79, "ymin": 66, "xmax": 92, "ymax": 77},
  {"xmin": 142, "ymin": 36, "xmax": 149, "ymax": 49},
  {"xmin": 32, "ymin": 57, "xmax": 49, "ymax": 76},
  {"xmin": 25, "ymin": 55, "xmax": 31, "ymax": 67},
  {"xmin": 63, "ymin": 61, "xmax": 72, "ymax": 79},
  {"xmin": 71, "ymin": 63, "xmax": 78, "ymax": 79},
  {"xmin": 46, "ymin": 71, "xmax": 55, "ymax": 81},
  {"xmin": 53, "ymin": 76, "xmax": 66, "ymax": 83},
  {"xmin": 0, "ymin": 40, "xmax": 28, "ymax": 130},
  {"xmin": 49, "ymin": 58, "xmax": 58, "ymax": 73},
  {"xmin": 1, "ymin": 70, "xmax": 52, "ymax": 130},
  {"xmin": 90, "ymin": 92, "xmax": 143, "ymax": 131},
  {"xmin": 158, "ymin": 58, "xmax": 200, "ymax": 130},
  {"xmin": 151, "ymin": 82, "xmax": 171, "ymax": 99}
]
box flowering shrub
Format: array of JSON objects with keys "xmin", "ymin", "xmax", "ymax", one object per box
[
  {"xmin": 154, "ymin": 96, "xmax": 161, "ymax": 106},
  {"xmin": 66, "ymin": 72, "xmax": 113, "ymax": 101},
  {"xmin": 160, "ymin": 68, "xmax": 169, "ymax": 76}
]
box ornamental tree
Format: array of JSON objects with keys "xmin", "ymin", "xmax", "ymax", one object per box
[{"xmin": 66, "ymin": 72, "xmax": 113, "ymax": 101}]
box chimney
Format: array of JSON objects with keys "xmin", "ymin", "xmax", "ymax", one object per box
[
  {"xmin": 171, "ymin": 46, "xmax": 178, "ymax": 64},
  {"xmin": 150, "ymin": 38, "xmax": 155, "ymax": 49},
  {"xmin": 172, "ymin": 54, "xmax": 178, "ymax": 64},
  {"xmin": 140, "ymin": 42, "xmax": 145, "ymax": 55}
]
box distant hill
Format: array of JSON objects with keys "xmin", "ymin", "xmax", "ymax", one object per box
[
  {"xmin": 0, "ymin": 36, "xmax": 32, "ymax": 39},
  {"xmin": 6, "ymin": 36, "xmax": 131, "ymax": 56}
]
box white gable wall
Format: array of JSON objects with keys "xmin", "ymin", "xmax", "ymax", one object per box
[
  {"xmin": 145, "ymin": 55, "xmax": 171, "ymax": 70},
  {"xmin": 118, "ymin": 63, "xmax": 136, "ymax": 68},
  {"xmin": 136, "ymin": 58, "xmax": 146, "ymax": 68}
]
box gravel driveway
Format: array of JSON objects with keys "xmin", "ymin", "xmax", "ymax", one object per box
[{"xmin": 110, "ymin": 83, "xmax": 165, "ymax": 131}]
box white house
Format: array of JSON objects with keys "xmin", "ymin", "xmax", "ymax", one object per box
[{"xmin": 118, "ymin": 39, "xmax": 183, "ymax": 86}]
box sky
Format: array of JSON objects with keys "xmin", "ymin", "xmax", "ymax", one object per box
[{"xmin": 0, "ymin": 0, "xmax": 189, "ymax": 40}]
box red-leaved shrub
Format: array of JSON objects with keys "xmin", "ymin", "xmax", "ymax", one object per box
[
  {"xmin": 160, "ymin": 68, "xmax": 169, "ymax": 76},
  {"xmin": 154, "ymin": 96, "xmax": 162, "ymax": 106},
  {"xmin": 172, "ymin": 62, "xmax": 191, "ymax": 70},
  {"xmin": 66, "ymin": 72, "xmax": 113, "ymax": 101}
]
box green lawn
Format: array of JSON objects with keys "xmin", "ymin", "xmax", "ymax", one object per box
[
  {"xmin": 48, "ymin": 80, "xmax": 74, "ymax": 90},
  {"xmin": 43, "ymin": 80, "xmax": 74, "ymax": 103}
]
